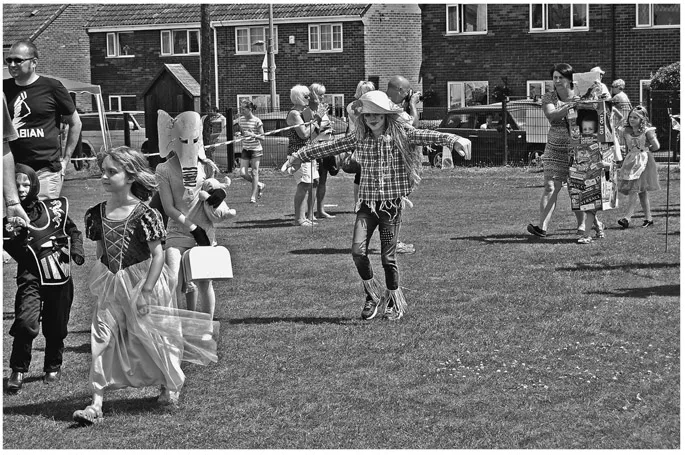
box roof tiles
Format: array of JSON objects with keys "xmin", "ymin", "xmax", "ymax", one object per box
[{"xmin": 85, "ymin": 4, "xmax": 369, "ymax": 28}]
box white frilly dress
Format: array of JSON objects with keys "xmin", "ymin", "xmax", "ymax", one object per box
[
  {"xmin": 618, "ymin": 126, "xmax": 661, "ymax": 194},
  {"xmin": 84, "ymin": 202, "xmax": 218, "ymax": 394}
]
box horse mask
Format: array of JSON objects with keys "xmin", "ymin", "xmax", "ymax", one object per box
[{"xmin": 158, "ymin": 110, "xmax": 206, "ymax": 189}]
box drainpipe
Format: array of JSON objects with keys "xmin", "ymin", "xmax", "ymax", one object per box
[
  {"xmin": 610, "ymin": 5, "xmax": 616, "ymax": 81},
  {"xmin": 211, "ymin": 23, "xmax": 219, "ymax": 110}
]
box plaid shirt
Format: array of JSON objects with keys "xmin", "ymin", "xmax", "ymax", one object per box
[{"xmin": 294, "ymin": 129, "xmax": 461, "ymax": 202}]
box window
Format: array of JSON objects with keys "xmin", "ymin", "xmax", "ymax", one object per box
[
  {"xmin": 447, "ymin": 81, "xmax": 489, "ymax": 108},
  {"xmin": 160, "ymin": 29, "xmax": 200, "ymax": 56},
  {"xmin": 446, "ymin": 4, "xmax": 488, "ymax": 34},
  {"xmin": 108, "ymin": 95, "xmax": 137, "ymax": 112},
  {"xmin": 106, "ymin": 32, "xmax": 134, "ymax": 57},
  {"xmin": 237, "ymin": 95, "xmax": 281, "ymax": 112},
  {"xmin": 235, "ymin": 26, "xmax": 279, "ymax": 54},
  {"xmin": 527, "ymin": 81, "xmax": 555, "ymax": 100},
  {"xmin": 309, "ymin": 24, "xmax": 343, "ymax": 52},
  {"xmin": 636, "ymin": 4, "xmax": 680, "ymax": 27},
  {"xmin": 530, "ymin": 4, "xmax": 589, "ymax": 31},
  {"xmin": 323, "ymin": 94, "xmax": 346, "ymax": 118}
]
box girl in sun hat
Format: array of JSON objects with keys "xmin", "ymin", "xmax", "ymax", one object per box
[{"xmin": 285, "ymin": 90, "xmax": 470, "ymax": 321}]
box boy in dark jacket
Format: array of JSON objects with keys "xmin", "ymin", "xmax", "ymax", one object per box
[{"xmin": 3, "ymin": 163, "xmax": 84, "ymax": 393}]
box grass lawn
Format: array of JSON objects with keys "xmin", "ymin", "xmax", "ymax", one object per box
[{"xmin": 3, "ymin": 163, "xmax": 680, "ymax": 449}]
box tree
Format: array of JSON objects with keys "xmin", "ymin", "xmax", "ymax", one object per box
[{"xmin": 650, "ymin": 62, "xmax": 680, "ymax": 91}]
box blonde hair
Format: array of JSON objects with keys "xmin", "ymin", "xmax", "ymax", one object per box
[
  {"xmin": 355, "ymin": 80, "xmax": 376, "ymax": 99},
  {"xmin": 290, "ymin": 85, "xmax": 310, "ymax": 105},
  {"xmin": 625, "ymin": 105, "xmax": 652, "ymax": 134},
  {"xmin": 353, "ymin": 114, "xmax": 422, "ymax": 188},
  {"xmin": 309, "ymin": 82, "xmax": 326, "ymax": 97},
  {"xmin": 97, "ymin": 146, "xmax": 157, "ymax": 201}
]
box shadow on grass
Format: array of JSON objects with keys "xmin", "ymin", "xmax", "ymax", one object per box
[
  {"xmin": 290, "ymin": 248, "xmax": 350, "ymax": 255},
  {"xmin": 228, "ymin": 316, "xmax": 357, "ymax": 325},
  {"xmin": 590, "ymin": 284, "xmax": 680, "ymax": 298},
  {"xmin": 223, "ymin": 218, "xmax": 294, "ymax": 229},
  {"xmin": 451, "ymin": 234, "xmax": 576, "ymax": 244},
  {"xmin": 63, "ymin": 343, "xmax": 93, "ymax": 355},
  {"xmin": 557, "ymin": 262, "xmax": 679, "ymax": 272},
  {"xmin": 3, "ymin": 393, "xmax": 167, "ymax": 425}
]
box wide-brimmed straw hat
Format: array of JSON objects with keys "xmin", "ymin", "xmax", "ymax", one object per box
[
  {"xmin": 356, "ymin": 91, "xmax": 404, "ymax": 115},
  {"xmin": 590, "ymin": 66, "xmax": 605, "ymax": 75}
]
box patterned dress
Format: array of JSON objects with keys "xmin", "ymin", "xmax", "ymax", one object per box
[
  {"xmin": 541, "ymin": 90, "xmax": 572, "ymax": 181},
  {"xmin": 287, "ymin": 109, "xmax": 318, "ymax": 183},
  {"xmin": 84, "ymin": 202, "xmax": 218, "ymax": 394},
  {"xmin": 618, "ymin": 127, "xmax": 661, "ymax": 194}
]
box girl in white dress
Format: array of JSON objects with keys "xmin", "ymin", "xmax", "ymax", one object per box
[
  {"xmin": 73, "ymin": 146, "xmax": 218, "ymax": 425},
  {"xmin": 617, "ymin": 106, "xmax": 661, "ymax": 228}
]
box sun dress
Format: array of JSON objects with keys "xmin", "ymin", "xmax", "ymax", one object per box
[
  {"xmin": 618, "ymin": 127, "xmax": 660, "ymax": 194},
  {"xmin": 541, "ymin": 90, "xmax": 572, "ymax": 181},
  {"xmin": 84, "ymin": 202, "xmax": 218, "ymax": 394}
]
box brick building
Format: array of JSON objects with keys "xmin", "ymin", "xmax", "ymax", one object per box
[
  {"xmin": 3, "ymin": 3, "xmax": 98, "ymax": 83},
  {"xmin": 419, "ymin": 3, "xmax": 680, "ymax": 116},
  {"xmin": 84, "ymin": 3, "xmax": 423, "ymax": 116}
]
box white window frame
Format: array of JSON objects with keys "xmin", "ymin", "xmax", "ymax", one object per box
[
  {"xmin": 447, "ymin": 81, "xmax": 489, "ymax": 109},
  {"xmin": 236, "ymin": 94, "xmax": 281, "ymax": 112},
  {"xmin": 527, "ymin": 80, "xmax": 555, "ymax": 100},
  {"xmin": 635, "ymin": 4, "xmax": 680, "ymax": 28},
  {"xmin": 308, "ymin": 23, "xmax": 343, "ymax": 53},
  {"xmin": 321, "ymin": 94, "xmax": 345, "ymax": 118},
  {"xmin": 529, "ymin": 4, "xmax": 590, "ymax": 32},
  {"xmin": 235, "ymin": 26, "xmax": 279, "ymax": 55},
  {"xmin": 446, "ymin": 4, "xmax": 488, "ymax": 35},
  {"xmin": 108, "ymin": 95, "xmax": 137, "ymax": 112},
  {"xmin": 160, "ymin": 29, "xmax": 200, "ymax": 56},
  {"xmin": 106, "ymin": 32, "xmax": 135, "ymax": 58}
]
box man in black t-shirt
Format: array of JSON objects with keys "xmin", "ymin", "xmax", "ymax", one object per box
[{"xmin": 4, "ymin": 40, "xmax": 82, "ymax": 199}]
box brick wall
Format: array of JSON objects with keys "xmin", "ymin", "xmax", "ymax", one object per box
[
  {"xmin": 420, "ymin": 4, "xmax": 679, "ymax": 109},
  {"xmin": 612, "ymin": 4, "xmax": 680, "ymax": 106},
  {"xmin": 364, "ymin": 4, "xmax": 423, "ymax": 91},
  {"xmin": 214, "ymin": 20, "xmax": 367, "ymax": 112},
  {"xmin": 31, "ymin": 4, "xmax": 99, "ymax": 111},
  {"xmin": 90, "ymin": 29, "xmax": 201, "ymax": 111}
]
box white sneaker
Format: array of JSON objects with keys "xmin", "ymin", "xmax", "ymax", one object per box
[{"xmin": 257, "ymin": 182, "xmax": 266, "ymax": 199}]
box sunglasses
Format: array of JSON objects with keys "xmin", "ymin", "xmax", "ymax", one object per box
[{"xmin": 5, "ymin": 57, "xmax": 34, "ymax": 65}]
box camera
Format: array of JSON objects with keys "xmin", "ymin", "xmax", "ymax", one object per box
[{"xmin": 404, "ymin": 89, "xmax": 424, "ymax": 105}]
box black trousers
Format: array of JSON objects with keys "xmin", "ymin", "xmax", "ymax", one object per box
[{"xmin": 9, "ymin": 265, "xmax": 74, "ymax": 373}]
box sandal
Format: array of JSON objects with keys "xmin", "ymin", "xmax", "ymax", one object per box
[
  {"xmin": 577, "ymin": 236, "xmax": 594, "ymax": 244},
  {"xmin": 73, "ymin": 404, "xmax": 103, "ymax": 425},
  {"xmin": 294, "ymin": 219, "xmax": 314, "ymax": 227},
  {"xmin": 158, "ymin": 385, "xmax": 180, "ymax": 408}
]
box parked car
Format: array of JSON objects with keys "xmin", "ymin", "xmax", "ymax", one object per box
[
  {"xmin": 74, "ymin": 111, "xmax": 147, "ymax": 170},
  {"xmin": 226, "ymin": 111, "xmax": 348, "ymax": 168},
  {"xmin": 428, "ymin": 100, "xmax": 549, "ymax": 167}
]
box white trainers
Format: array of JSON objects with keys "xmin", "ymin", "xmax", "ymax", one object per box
[{"xmin": 257, "ymin": 182, "xmax": 266, "ymax": 199}]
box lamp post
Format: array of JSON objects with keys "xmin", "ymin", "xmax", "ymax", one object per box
[{"xmin": 253, "ymin": 7, "xmax": 277, "ymax": 111}]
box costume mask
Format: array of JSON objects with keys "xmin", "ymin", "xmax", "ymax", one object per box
[{"xmin": 158, "ymin": 110, "xmax": 207, "ymax": 189}]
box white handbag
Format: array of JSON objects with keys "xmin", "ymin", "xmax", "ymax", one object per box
[{"xmin": 181, "ymin": 246, "xmax": 233, "ymax": 282}]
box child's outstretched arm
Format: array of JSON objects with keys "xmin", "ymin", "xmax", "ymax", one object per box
[{"xmin": 138, "ymin": 239, "xmax": 164, "ymax": 315}]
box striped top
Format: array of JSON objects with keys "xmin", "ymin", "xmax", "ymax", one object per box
[{"xmin": 238, "ymin": 115, "xmax": 263, "ymax": 151}]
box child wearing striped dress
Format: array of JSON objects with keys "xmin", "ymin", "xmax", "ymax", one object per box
[{"xmin": 237, "ymin": 100, "xmax": 266, "ymax": 203}]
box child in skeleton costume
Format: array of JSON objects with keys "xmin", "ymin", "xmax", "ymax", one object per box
[
  {"xmin": 73, "ymin": 146, "xmax": 218, "ymax": 426},
  {"xmin": 3, "ymin": 163, "xmax": 84, "ymax": 393},
  {"xmin": 286, "ymin": 91, "xmax": 470, "ymax": 321},
  {"xmin": 154, "ymin": 110, "xmax": 232, "ymax": 319}
]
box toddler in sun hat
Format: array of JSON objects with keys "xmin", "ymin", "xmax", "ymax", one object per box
[{"xmin": 285, "ymin": 90, "xmax": 470, "ymax": 321}]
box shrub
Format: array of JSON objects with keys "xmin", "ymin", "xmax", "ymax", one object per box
[{"xmin": 650, "ymin": 62, "xmax": 680, "ymax": 90}]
